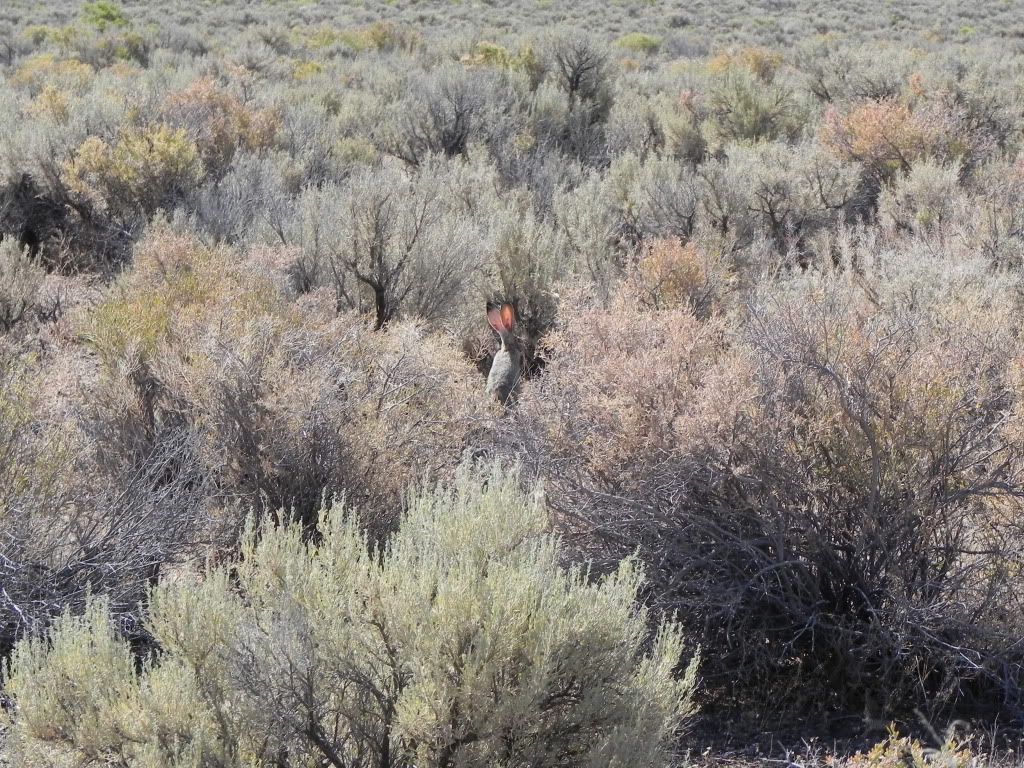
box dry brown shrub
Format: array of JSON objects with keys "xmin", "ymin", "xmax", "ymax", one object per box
[
  {"xmin": 82, "ymin": 223, "xmax": 490, "ymax": 535},
  {"xmin": 821, "ymin": 96, "xmax": 993, "ymax": 193},
  {"xmin": 0, "ymin": 337, "xmax": 210, "ymax": 659},
  {"xmin": 708, "ymin": 46, "xmax": 784, "ymax": 84},
  {"xmin": 506, "ymin": 276, "xmax": 1024, "ymax": 722},
  {"xmin": 509, "ymin": 289, "xmax": 752, "ymax": 548},
  {"xmin": 820, "ymin": 99, "xmax": 934, "ymax": 182},
  {"xmin": 628, "ymin": 237, "xmax": 731, "ymax": 315},
  {"xmin": 161, "ymin": 76, "xmax": 279, "ymax": 180}
]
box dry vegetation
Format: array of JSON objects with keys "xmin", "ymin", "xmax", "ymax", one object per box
[{"xmin": 3, "ymin": 0, "xmax": 1024, "ymax": 766}]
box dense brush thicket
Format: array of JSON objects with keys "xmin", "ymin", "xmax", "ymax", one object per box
[
  {"xmin": 4, "ymin": 466, "xmax": 698, "ymax": 768},
  {"xmin": 3, "ymin": 0, "xmax": 1024, "ymax": 757}
]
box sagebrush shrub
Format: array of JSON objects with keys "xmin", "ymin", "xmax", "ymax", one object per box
[
  {"xmin": 507, "ymin": 270, "xmax": 1024, "ymax": 720},
  {"xmin": 878, "ymin": 158, "xmax": 962, "ymax": 233},
  {"xmin": 536, "ymin": 30, "xmax": 615, "ymax": 163},
  {"xmin": 83, "ymin": 222, "xmax": 489, "ymax": 531},
  {"xmin": 315, "ymin": 160, "xmax": 486, "ymax": 330},
  {"xmin": 966, "ymin": 158, "xmax": 1024, "ymax": 267},
  {"xmin": 721, "ymin": 140, "xmax": 861, "ymax": 247},
  {"xmin": 4, "ymin": 464, "xmax": 699, "ymax": 768},
  {"xmin": 0, "ymin": 342, "xmax": 204, "ymax": 661},
  {"xmin": 707, "ymin": 69, "xmax": 803, "ymax": 143},
  {"xmin": 64, "ymin": 124, "xmax": 204, "ymax": 223},
  {"xmin": 0, "ymin": 239, "xmax": 45, "ymax": 333},
  {"xmin": 160, "ymin": 76, "xmax": 278, "ymax": 181}
]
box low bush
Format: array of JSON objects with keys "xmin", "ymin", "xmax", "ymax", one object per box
[
  {"xmin": 160, "ymin": 77, "xmax": 278, "ymax": 181},
  {"xmin": 965, "ymin": 158, "xmax": 1024, "ymax": 268},
  {"xmin": 64, "ymin": 124, "xmax": 204, "ymax": 225},
  {"xmin": 0, "ymin": 240, "xmax": 45, "ymax": 333},
  {"xmin": 820, "ymin": 96, "xmax": 986, "ymax": 193},
  {"xmin": 81, "ymin": 1, "xmax": 130, "ymax": 32},
  {"xmin": 627, "ymin": 236, "xmax": 732, "ymax": 315},
  {"xmin": 616, "ymin": 32, "xmax": 662, "ymax": 56},
  {"xmin": 298, "ymin": 161, "xmax": 487, "ymax": 330},
  {"xmin": 707, "ymin": 70, "xmax": 804, "ymax": 144},
  {"xmin": 507, "ymin": 265, "xmax": 1024, "ymax": 720},
  {"xmin": 820, "ymin": 98, "xmax": 932, "ymax": 184},
  {"xmin": 10, "ymin": 54, "xmax": 94, "ymax": 95},
  {"xmin": 709, "ymin": 46, "xmax": 784, "ymax": 84},
  {"xmin": 83, "ymin": 222, "xmax": 488, "ymax": 532},
  {"xmin": 878, "ymin": 158, "xmax": 963, "ymax": 234},
  {"xmin": 4, "ymin": 465, "xmax": 698, "ymax": 768},
  {"xmin": 844, "ymin": 726, "xmax": 974, "ymax": 768},
  {"xmin": 721, "ymin": 140, "xmax": 862, "ymax": 248},
  {"xmin": 0, "ymin": 343, "xmax": 205, "ymax": 660}
]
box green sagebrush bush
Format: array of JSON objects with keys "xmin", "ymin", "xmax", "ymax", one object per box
[
  {"xmin": 878, "ymin": 157, "xmax": 963, "ymax": 234},
  {"xmin": 706, "ymin": 68, "xmax": 805, "ymax": 144},
  {"xmin": 81, "ymin": 1, "xmax": 130, "ymax": 33},
  {"xmin": 714, "ymin": 140, "xmax": 861, "ymax": 247},
  {"xmin": 3, "ymin": 464, "xmax": 699, "ymax": 768},
  {"xmin": 287, "ymin": 159, "xmax": 486, "ymax": 330}
]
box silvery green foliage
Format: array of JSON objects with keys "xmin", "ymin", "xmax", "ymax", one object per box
[
  {"xmin": 721, "ymin": 140, "xmax": 861, "ymax": 246},
  {"xmin": 280, "ymin": 156, "xmax": 489, "ymax": 329},
  {"xmin": 532, "ymin": 30, "xmax": 614, "ymax": 165},
  {"xmin": 605, "ymin": 89, "xmax": 665, "ymax": 159},
  {"xmin": 486, "ymin": 198, "xmax": 566, "ymax": 339},
  {"xmin": 553, "ymin": 172, "xmax": 623, "ymax": 299},
  {"xmin": 193, "ymin": 149, "xmax": 293, "ymax": 245},
  {"xmin": 5, "ymin": 464, "xmax": 698, "ymax": 768},
  {"xmin": 878, "ymin": 158, "xmax": 963, "ymax": 234},
  {"xmin": 378, "ymin": 63, "xmax": 509, "ymax": 166},
  {"xmin": 793, "ymin": 36, "xmax": 914, "ymax": 102}
]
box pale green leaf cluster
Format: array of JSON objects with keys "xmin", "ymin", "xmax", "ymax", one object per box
[{"xmin": 4, "ymin": 464, "xmax": 698, "ymax": 768}]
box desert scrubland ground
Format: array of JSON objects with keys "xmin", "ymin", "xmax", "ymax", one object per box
[{"xmin": 3, "ymin": 1, "xmax": 1024, "ymax": 766}]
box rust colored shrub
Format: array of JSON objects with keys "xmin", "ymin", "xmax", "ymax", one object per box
[
  {"xmin": 820, "ymin": 98, "xmax": 932, "ymax": 182},
  {"xmin": 708, "ymin": 46, "xmax": 784, "ymax": 84},
  {"xmin": 510, "ymin": 292, "xmax": 749, "ymax": 525},
  {"xmin": 161, "ymin": 77, "xmax": 278, "ymax": 180},
  {"xmin": 628, "ymin": 237, "xmax": 730, "ymax": 315},
  {"xmin": 820, "ymin": 97, "xmax": 984, "ymax": 188}
]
